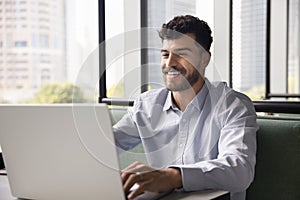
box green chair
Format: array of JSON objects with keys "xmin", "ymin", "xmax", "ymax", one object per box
[{"xmin": 247, "ymin": 116, "xmax": 300, "ymax": 200}]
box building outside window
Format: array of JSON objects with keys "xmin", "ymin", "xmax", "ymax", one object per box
[
  {"xmin": 288, "ymin": 0, "xmax": 300, "ymax": 96},
  {"xmin": 0, "ymin": 0, "xmax": 98, "ymax": 103},
  {"xmin": 232, "ymin": 0, "xmax": 267, "ymax": 100}
]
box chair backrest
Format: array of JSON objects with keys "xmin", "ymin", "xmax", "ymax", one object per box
[{"xmin": 247, "ymin": 116, "xmax": 300, "ymax": 200}]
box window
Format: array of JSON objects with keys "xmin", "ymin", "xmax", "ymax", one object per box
[
  {"xmin": 0, "ymin": 0, "xmax": 98, "ymax": 104},
  {"xmin": 268, "ymin": 0, "xmax": 300, "ymax": 100},
  {"xmin": 288, "ymin": 0, "xmax": 300, "ymax": 97},
  {"xmin": 52, "ymin": 35, "xmax": 59, "ymax": 49},
  {"xmin": 103, "ymin": 0, "xmax": 141, "ymax": 99},
  {"xmin": 14, "ymin": 41, "xmax": 27, "ymax": 47},
  {"xmin": 39, "ymin": 35, "xmax": 49, "ymax": 48},
  {"xmin": 31, "ymin": 33, "xmax": 38, "ymax": 48},
  {"xmin": 231, "ymin": 0, "xmax": 267, "ymax": 100}
]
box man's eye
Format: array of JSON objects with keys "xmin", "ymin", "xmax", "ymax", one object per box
[
  {"xmin": 162, "ymin": 54, "xmax": 169, "ymax": 58},
  {"xmin": 177, "ymin": 52, "xmax": 188, "ymax": 57}
]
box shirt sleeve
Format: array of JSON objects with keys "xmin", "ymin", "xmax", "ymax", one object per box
[
  {"xmin": 171, "ymin": 91, "xmax": 258, "ymax": 193},
  {"xmin": 112, "ymin": 104, "xmax": 141, "ymax": 153}
]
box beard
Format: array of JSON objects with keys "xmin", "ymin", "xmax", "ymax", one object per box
[{"xmin": 162, "ymin": 66, "xmax": 202, "ymax": 91}]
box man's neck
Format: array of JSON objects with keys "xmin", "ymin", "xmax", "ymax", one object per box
[{"xmin": 172, "ymin": 81, "xmax": 204, "ymax": 111}]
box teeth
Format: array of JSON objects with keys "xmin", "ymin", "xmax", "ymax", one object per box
[{"xmin": 167, "ymin": 71, "xmax": 180, "ymax": 75}]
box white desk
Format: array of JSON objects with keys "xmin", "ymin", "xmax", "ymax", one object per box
[{"xmin": 0, "ymin": 175, "xmax": 229, "ymax": 200}]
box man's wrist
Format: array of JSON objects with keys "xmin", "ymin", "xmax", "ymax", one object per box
[{"xmin": 166, "ymin": 167, "xmax": 183, "ymax": 189}]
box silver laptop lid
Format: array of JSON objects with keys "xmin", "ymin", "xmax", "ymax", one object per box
[{"xmin": 0, "ymin": 104, "xmax": 125, "ymax": 200}]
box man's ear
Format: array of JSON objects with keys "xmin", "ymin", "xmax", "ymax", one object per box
[{"xmin": 201, "ymin": 51, "xmax": 211, "ymax": 68}]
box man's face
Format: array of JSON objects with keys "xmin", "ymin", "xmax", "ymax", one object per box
[{"xmin": 161, "ymin": 33, "xmax": 207, "ymax": 92}]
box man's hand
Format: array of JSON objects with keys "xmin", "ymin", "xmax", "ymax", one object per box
[{"xmin": 121, "ymin": 162, "xmax": 182, "ymax": 200}]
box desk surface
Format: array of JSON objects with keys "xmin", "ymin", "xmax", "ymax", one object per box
[{"xmin": 0, "ymin": 175, "xmax": 228, "ymax": 200}]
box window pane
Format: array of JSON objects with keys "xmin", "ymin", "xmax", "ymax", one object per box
[
  {"xmin": 232, "ymin": 0, "xmax": 267, "ymax": 100},
  {"xmin": 105, "ymin": 0, "xmax": 141, "ymax": 99},
  {"xmin": 0, "ymin": 0, "xmax": 98, "ymax": 103},
  {"xmin": 288, "ymin": 0, "xmax": 300, "ymax": 98}
]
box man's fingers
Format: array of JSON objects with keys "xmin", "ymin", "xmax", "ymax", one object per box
[
  {"xmin": 121, "ymin": 162, "xmax": 171, "ymax": 199},
  {"xmin": 121, "ymin": 170, "xmax": 132, "ymax": 184},
  {"xmin": 123, "ymin": 172, "xmax": 142, "ymax": 193},
  {"xmin": 122, "ymin": 162, "xmax": 155, "ymax": 174},
  {"xmin": 122, "ymin": 161, "xmax": 141, "ymax": 172},
  {"xmin": 128, "ymin": 180, "xmax": 150, "ymax": 200},
  {"xmin": 121, "ymin": 162, "xmax": 144, "ymax": 185}
]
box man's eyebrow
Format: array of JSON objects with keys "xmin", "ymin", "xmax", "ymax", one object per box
[
  {"xmin": 174, "ymin": 47, "xmax": 193, "ymax": 52},
  {"xmin": 161, "ymin": 49, "xmax": 169, "ymax": 53},
  {"xmin": 160, "ymin": 48, "xmax": 192, "ymax": 53}
]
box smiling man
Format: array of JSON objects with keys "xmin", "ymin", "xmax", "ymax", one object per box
[{"xmin": 113, "ymin": 15, "xmax": 258, "ymax": 200}]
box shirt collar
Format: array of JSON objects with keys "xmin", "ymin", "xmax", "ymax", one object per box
[
  {"xmin": 163, "ymin": 91, "xmax": 175, "ymax": 111},
  {"xmin": 162, "ymin": 78, "xmax": 210, "ymax": 112}
]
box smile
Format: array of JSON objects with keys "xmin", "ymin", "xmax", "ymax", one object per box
[{"xmin": 167, "ymin": 71, "xmax": 180, "ymax": 75}]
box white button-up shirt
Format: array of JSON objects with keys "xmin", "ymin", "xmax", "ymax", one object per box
[{"xmin": 113, "ymin": 79, "xmax": 258, "ymax": 200}]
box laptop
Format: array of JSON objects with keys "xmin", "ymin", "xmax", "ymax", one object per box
[{"xmin": 0, "ymin": 104, "xmax": 169, "ymax": 200}]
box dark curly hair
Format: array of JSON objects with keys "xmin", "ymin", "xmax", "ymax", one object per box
[{"xmin": 159, "ymin": 15, "xmax": 213, "ymax": 52}]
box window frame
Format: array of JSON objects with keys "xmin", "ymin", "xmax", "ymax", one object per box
[{"xmin": 98, "ymin": 0, "xmax": 300, "ymax": 113}]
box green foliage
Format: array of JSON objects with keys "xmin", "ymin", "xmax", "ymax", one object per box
[
  {"xmin": 244, "ymin": 84, "xmax": 265, "ymax": 100},
  {"xmin": 27, "ymin": 82, "xmax": 85, "ymax": 103},
  {"xmin": 288, "ymin": 76, "xmax": 299, "ymax": 93},
  {"xmin": 0, "ymin": 98, "xmax": 10, "ymax": 104},
  {"xmin": 107, "ymin": 82, "xmax": 124, "ymax": 97}
]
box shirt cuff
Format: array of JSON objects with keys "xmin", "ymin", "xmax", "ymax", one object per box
[{"xmin": 169, "ymin": 165, "xmax": 207, "ymax": 192}]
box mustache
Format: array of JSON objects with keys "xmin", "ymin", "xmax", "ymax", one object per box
[{"xmin": 162, "ymin": 67, "xmax": 186, "ymax": 74}]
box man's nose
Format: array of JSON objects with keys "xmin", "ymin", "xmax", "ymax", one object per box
[{"xmin": 166, "ymin": 52, "xmax": 179, "ymax": 67}]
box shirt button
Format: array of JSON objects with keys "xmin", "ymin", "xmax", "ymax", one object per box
[{"xmin": 182, "ymin": 118, "xmax": 186, "ymax": 123}]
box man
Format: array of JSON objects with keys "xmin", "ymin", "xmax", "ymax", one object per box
[{"xmin": 113, "ymin": 15, "xmax": 258, "ymax": 200}]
